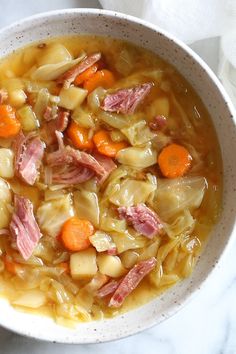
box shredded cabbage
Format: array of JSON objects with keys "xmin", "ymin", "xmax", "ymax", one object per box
[
  {"xmin": 31, "ymin": 52, "xmax": 86, "ymax": 81},
  {"xmin": 74, "ymin": 190, "xmax": 100, "ymax": 228},
  {"xmin": 149, "ymin": 176, "xmax": 206, "ymax": 221},
  {"xmin": 116, "ymin": 142, "xmax": 157, "ymax": 168},
  {"xmin": 121, "ymin": 120, "xmax": 156, "ymax": 146},
  {"xmin": 109, "ymin": 178, "xmax": 156, "ymax": 207},
  {"xmin": 37, "ymin": 194, "xmax": 74, "ymax": 237}
]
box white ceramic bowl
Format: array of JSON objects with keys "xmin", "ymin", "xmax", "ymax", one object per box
[{"xmin": 0, "ymin": 8, "xmax": 235, "ymax": 344}]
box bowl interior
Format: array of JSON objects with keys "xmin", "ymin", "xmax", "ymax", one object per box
[{"xmin": 0, "ymin": 9, "xmax": 235, "ymax": 344}]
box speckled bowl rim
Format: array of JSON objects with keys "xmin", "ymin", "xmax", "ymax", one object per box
[{"xmin": 0, "ymin": 8, "xmax": 235, "ymax": 344}]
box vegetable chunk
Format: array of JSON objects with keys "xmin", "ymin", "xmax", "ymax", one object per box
[{"xmin": 70, "ymin": 248, "xmax": 97, "ymax": 279}]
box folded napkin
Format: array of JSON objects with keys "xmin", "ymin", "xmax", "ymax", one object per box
[{"xmin": 100, "ymin": 0, "xmax": 236, "ymax": 106}]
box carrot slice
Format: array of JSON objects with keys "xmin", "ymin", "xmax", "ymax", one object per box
[
  {"xmin": 83, "ymin": 70, "xmax": 116, "ymax": 93},
  {"xmin": 158, "ymin": 143, "xmax": 192, "ymax": 178},
  {"xmin": 3, "ymin": 256, "xmax": 20, "ymax": 274},
  {"xmin": 67, "ymin": 121, "xmax": 94, "ymax": 150},
  {"xmin": 0, "ymin": 104, "xmax": 21, "ymax": 138},
  {"xmin": 61, "ymin": 217, "xmax": 94, "ymax": 251},
  {"xmin": 74, "ymin": 64, "xmax": 98, "ymax": 86},
  {"xmin": 93, "ymin": 130, "xmax": 128, "ymax": 157}
]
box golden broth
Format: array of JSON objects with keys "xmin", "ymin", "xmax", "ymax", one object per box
[{"xmin": 0, "ymin": 35, "xmax": 222, "ymax": 325}]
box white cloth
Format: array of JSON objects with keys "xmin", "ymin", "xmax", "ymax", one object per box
[{"xmin": 99, "ymin": 0, "xmax": 236, "ymax": 106}]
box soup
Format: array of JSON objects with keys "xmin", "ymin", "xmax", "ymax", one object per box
[{"xmin": 0, "ymin": 36, "xmax": 222, "ymax": 326}]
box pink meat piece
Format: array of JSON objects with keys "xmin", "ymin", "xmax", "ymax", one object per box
[
  {"xmin": 92, "ymin": 152, "xmax": 117, "ymax": 184},
  {"xmin": 41, "ymin": 110, "xmax": 69, "ymax": 145},
  {"xmin": 97, "ymin": 280, "xmax": 120, "ymax": 298},
  {"xmin": 107, "ymin": 247, "xmax": 118, "ymax": 256},
  {"xmin": 0, "ymin": 89, "xmax": 8, "ymax": 104},
  {"xmin": 57, "ymin": 52, "xmax": 101, "ymax": 89},
  {"xmin": 101, "ymin": 83, "xmax": 153, "ymax": 115},
  {"xmin": 10, "ymin": 195, "xmax": 41, "ymax": 260},
  {"xmin": 43, "ymin": 106, "xmax": 53, "ymax": 121},
  {"xmin": 46, "ymin": 144, "xmax": 116, "ymax": 185},
  {"xmin": 149, "ymin": 115, "xmax": 167, "ymax": 130},
  {"xmin": 52, "ymin": 165, "xmax": 94, "ymax": 184},
  {"xmin": 14, "ymin": 132, "xmax": 45, "ymax": 185},
  {"xmin": 118, "ymin": 204, "xmax": 163, "ymax": 239},
  {"xmin": 109, "ymin": 257, "xmax": 157, "ymax": 307}
]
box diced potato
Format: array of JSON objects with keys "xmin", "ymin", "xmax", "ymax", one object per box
[
  {"xmin": 0, "ymin": 201, "xmax": 11, "ymax": 229},
  {"xmin": 70, "ymin": 248, "xmax": 97, "ymax": 279},
  {"xmin": 13, "ymin": 290, "xmax": 47, "ymax": 308},
  {"xmin": 72, "ymin": 107, "xmax": 94, "ymax": 128},
  {"xmin": 0, "ymin": 148, "xmax": 14, "ymax": 178},
  {"xmin": 0, "ymin": 177, "xmax": 12, "ymax": 202},
  {"xmin": 8, "ymin": 89, "xmax": 27, "ymax": 108},
  {"xmin": 97, "ymin": 254, "xmax": 126, "ymax": 278},
  {"xmin": 17, "ymin": 105, "xmax": 39, "ymax": 131},
  {"xmin": 59, "ymin": 87, "xmax": 88, "ymax": 110}
]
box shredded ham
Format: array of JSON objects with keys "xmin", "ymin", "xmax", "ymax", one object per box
[
  {"xmin": 0, "ymin": 88, "xmax": 8, "ymax": 104},
  {"xmin": 101, "ymin": 83, "xmax": 153, "ymax": 115},
  {"xmin": 109, "ymin": 258, "xmax": 157, "ymax": 307},
  {"xmin": 118, "ymin": 204, "xmax": 163, "ymax": 239},
  {"xmin": 97, "ymin": 279, "xmax": 120, "ymax": 298},
  {"xmin": 149, "ymin": 115, "xmax": 167, "ymax": 130},
  {"xmin": 46, "ymin": 137, "xmax": 116, "ymax": 185},
  {"xmin": 57, "ymin": 52, "xmax": 102, "ymax": 89},
  {"xmin": 9, "ymin": 195, "xmax": 41, "ymax": 260},
  {"xmin": 14, "ymin": 132, "xmax": 45, "ymax": 185},
  {"xmin": 92, "ymin": 152, "xmax": 117, "ymax": 184},
  {"xmin": 41, "ymin": 109, "xmax": 69, "ymax": 145}
]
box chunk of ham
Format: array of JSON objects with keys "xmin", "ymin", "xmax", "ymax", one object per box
[
  {"xmin": 92, "ymin": 152, "xmax": 117, "ymax": 184},
  {"xmin": 149, "ymin": 115, "xmax": 167, "ymax": 130},
  {"xmin": 0, "ymin": 88, "xmax": 8, "ymax": 104},
  {"xmin": 101, "ymin": 83, "xmax": 153, "ymax": 115},
  {"xmin": 97, "ymin": 279, "xmax": 120, "ymax": 298},
  {"xmin": 9, "ymin": 195, "xmax": 41, "ymax": 260},
  {"xmin": 46, "ymin": 136, "xmax": 116, "ymax": 185},
  {"xmin": 14, "ymin": 132, "xmax": 44, "ymax": 185},
  {"xmin": 118, "ymin": 204, "xmax": 163, "ymax": 239},
  {"xmin": 57, "ymin": 52, "xmax": 101, "ymax": 89},
  {"xmin": 109, "ymin": 258, "xmax": 157, "ymax": 307},
  {"xmin": 41, "ymin": 109, "xmax": 69, "ymax": 145}
]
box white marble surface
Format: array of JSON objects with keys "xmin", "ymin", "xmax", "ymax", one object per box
[{"xmin": 0, "ymin": 1, "xmax": 236, "ymax": 353}]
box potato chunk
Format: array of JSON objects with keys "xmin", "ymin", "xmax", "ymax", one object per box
[
  {"xmin": 0, "ymin": 148, "xmax": 14, "ymax": 178},
  {"xmin": 59, "ymin": 87, "xmax": 87, "ymax": 110},
  {"xmin": 70, "ymin": 248, "xmax": 97, "ymax": 279},
  {"xmin": 97, "ymin": 254, "xmax": 126, "ymax": 278}
]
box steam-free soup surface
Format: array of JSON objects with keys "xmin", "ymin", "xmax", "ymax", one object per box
[{"xmin": 0, "ymin": 36, "xmax": 222, "ymax": 325}]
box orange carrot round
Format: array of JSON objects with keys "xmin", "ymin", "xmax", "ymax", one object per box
[
  {"xmin": 158, "ymin": 143, "xmax": 192, "ymax": 178},
  {"xmin": 61, "ymin": 217, "xmax": 94, "ymax": 251},
  {"xmin": 93, "ymin": 130, "xmax": 128, "ymax": 157},
  {"xmin": 83, "ymin": 69, "xmax": 115, "ymax": 93},
  {"xmin": 74, "ymin": 64, "xmax": 98, "ymax": 86},
  {"xmin": 67, "ymin": 121, "xmax": 94, "ymax": 150},
  {"xmin": 0, "ymin": 104, "xmax": 21, "ymax": 138}
]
